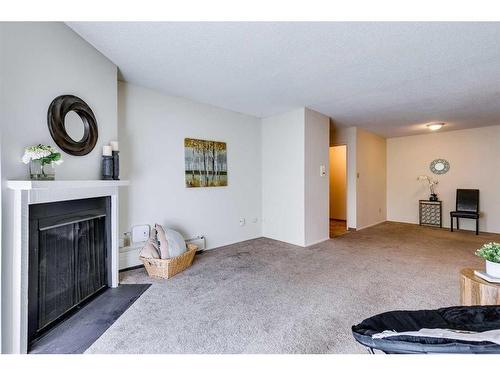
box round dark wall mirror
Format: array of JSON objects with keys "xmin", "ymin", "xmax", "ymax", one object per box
[{"xmin": 47, "ymin": 95, "xmax": 98, "ymax": 156}]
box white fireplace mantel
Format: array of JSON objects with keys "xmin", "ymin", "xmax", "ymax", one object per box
[
  {"xmin": 7, "ymin": 179, "xmax": 129, "ymax": 191},
  {"xmin": 6, "ymin": 179, "xmax": 129, "ymax": 354}
]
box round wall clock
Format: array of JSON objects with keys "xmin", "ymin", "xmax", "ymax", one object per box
[
  {"xmin": 430, "ymin": 159, "xmax": 450, "ymax": 175},
  {"xmin": 47, "ymin": 95, "xmax": 98, "ymax": 156}
]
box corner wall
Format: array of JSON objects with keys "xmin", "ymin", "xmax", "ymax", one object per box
[
  {"xmin": 387, "ymin": 125, "xmax": 500, "ymax": 233},
  {"xmin": 261, "ymin": 108, "xmax": 329, "ymax": 247},
  {"xmin": 261, "ymin": 108, "xmax": 306, "ymax": 246},
  {"xmin": 333, "ymin": 127, "xmax": 357, "ymax": 229},
  {"xmin": 356, "ymin": 128, "xmax": 387, "ymax": 229},
  {"xmin": 304, "ymin": 108, "xmax": 329, "ymax": 246}
]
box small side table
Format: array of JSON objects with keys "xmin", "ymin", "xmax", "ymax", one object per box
[
  {"xmin": 460, "ymin": 268, "xmax": 500, "ymax": 306},
  {"xmin": 419, "ymin": 200, "xmax": 442, "ymax": 227}
]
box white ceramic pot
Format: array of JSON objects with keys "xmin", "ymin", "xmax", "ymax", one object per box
[{"xmin": 485, "ymin": 260, "xmax": 500, "ymax": 278}]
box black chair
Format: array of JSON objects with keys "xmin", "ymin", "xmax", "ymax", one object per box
[
  {"xmin": 450, "ymin": 189, "xmax": 480, "ymax": 235},
  {"xmin": 352, "ymin": 305, "xmax": 500, "ymax": 354}
]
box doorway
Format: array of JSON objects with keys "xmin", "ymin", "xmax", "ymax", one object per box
[{"xmin": 329, "ymin": 145, "xmax": 347, "ymax": 238}]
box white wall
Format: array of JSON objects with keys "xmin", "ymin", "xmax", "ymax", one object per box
[
  {"xmin": 329, "ymin": 145, "xmax": 347, "ymax": 220},
  {"xmin": 387, "ymin": 125, "xmax": 500, "ymax": 233},
  {"xmin": 261, "ymin": 108, "xmax": 305, "ymax": 246},
  {"xmin": 356, "ymin": 128, "xmax": 387, "ymax": 229},
  {"xmin": 304, "ymin": 108, "xmax": 329, "ymax": 246},
  {"xmin": 0, "ymin": 22, "xmax": 117, "ymax": 353},
  {"xmin": 334, "ymin": 127, "xmax": 357, "ymax": 229},
  {"xmin": 333, "ymin": 126, "xmax": 387, "ymax": 230},
  {"xmin": 0, "ymin": 23, "xmax": 117, "ymax": 181},
  {"xmin": 261, "ymin": 108, "xmax": 329, "ymax": 247},
  {"xmin": 118, "ymin": 82, "xmax": 262, "ymax": 249}
]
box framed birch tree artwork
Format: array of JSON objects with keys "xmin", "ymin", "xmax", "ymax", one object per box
[{"xmin": 184, "ymin": 138, "xmax": 227, "ymax": 187}]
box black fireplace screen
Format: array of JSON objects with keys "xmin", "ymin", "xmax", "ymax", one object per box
[{"xmin": 28, "ymin": 197, "xmax": 110, "ymax": 346}]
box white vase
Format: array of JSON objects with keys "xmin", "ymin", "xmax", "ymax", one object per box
[{"xmin": 485, "ymin": 260, "xmax": 500, "ymax": 278}]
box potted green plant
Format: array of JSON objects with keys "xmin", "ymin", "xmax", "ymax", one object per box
[
  {"xmin": 475, "ymin": 242, "xmax": 500, "ymax": 278},
  {"xmin": 22, "ymin": 144, "xmax": 63, "ymax": 180}
]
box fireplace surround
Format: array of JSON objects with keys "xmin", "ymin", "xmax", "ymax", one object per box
[{"xmin": 5, "ymin": 180, "xmax": 128, "ymax": 354}]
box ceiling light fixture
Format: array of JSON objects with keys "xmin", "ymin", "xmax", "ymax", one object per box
[{"xmin": 426, "ymin": 122, "xmax": 445, "ymax": 131}]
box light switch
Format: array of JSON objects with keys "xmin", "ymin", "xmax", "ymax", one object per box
[{"xmin": 320, "ymin": 165, "xmax": 326, "ymax": 177}]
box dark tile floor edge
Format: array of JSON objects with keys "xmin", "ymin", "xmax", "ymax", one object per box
[{"xmin": 29, "ymin": 284, "xmax": 151, "ymax": 354}]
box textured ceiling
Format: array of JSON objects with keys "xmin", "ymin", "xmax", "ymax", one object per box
[{"xmin": 67, "ymin": 22, "xmax": 500, "ymax": 137}]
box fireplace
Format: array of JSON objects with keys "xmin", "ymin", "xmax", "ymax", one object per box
[
  {"xmin": 28, "ymin": 197, "xmax": 111, "ymax": 347},
  {"xmin": 5, "ymin": 179, "xmax": 127, "ymax": 353}
]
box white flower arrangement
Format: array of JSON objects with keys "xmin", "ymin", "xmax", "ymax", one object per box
[
  {"xmin": 22, "ymin": 144, "xmax": 63, "ymax": 165},
  {"xmin": 417, "ymin": 175, "xmax": 438, "ymax": 195}
]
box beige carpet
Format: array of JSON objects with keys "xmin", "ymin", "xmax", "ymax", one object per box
[{"xmin": 86, "ymin": 222, "xmax": 500, "ymax": 354}]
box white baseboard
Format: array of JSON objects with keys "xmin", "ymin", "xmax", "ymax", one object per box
[
  {"xmin": 304, "ymin": 237, "xmax": 330, "ymax": 247},
  {"xmin": 119, "ymin": 242, "xmax": 144, "ymax": 270},
  {"xmin": 355, "ymin": 220, "xmax": 387, "ymax": 231}
]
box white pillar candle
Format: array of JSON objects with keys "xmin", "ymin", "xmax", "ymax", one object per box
[
  {"xmin": 102, "ymin": 145, "xmax": 112, "ymax": 156},
  {"xmin": 110, "ymin": 141, "xmax": 119, "ymax": 151}
]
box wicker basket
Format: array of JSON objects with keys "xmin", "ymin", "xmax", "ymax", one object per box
[{"xmin": 140, "ymin": 243, "xmax": 197, "ymax": 279}]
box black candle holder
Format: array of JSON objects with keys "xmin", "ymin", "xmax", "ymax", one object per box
[
  {"xmin": 101, "ymin": 155, "xmax": 113, "ymax": 180},
  {"xmin": 112, "ymin": 150, "xmax": 120, "ymax": 180}
]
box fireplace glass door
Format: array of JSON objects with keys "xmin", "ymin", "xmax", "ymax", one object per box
[{"xmin": 28, "ymin": 198, "xmax": 110, "ymax": 346}]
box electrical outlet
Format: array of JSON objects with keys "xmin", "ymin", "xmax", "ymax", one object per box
[{"xmin": 239, "ymin": 218, "xmax": 246, "ymax": 226}]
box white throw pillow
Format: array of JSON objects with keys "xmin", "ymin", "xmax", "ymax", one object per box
[
  {"xmin": 155, "ymin": 224, "xmax": 187, "ymax": 259},
  {"xmin": 155, "ymin": 224, "xmax": 170, "ymax": 259},
  {"xmin": 165, "ymin": 228, "xmax": 187, "ymax": 258},
  {"xmin": 139, "ymin": 239, "xmax": 160, "ymax": 259}
]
